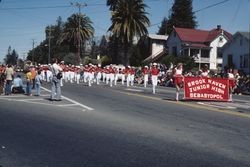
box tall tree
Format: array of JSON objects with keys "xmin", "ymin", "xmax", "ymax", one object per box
[
  {"xmin": 106, "ymin": 0, "xmax": 118, "ymax": 10},
  {"xmin": 58, "ymin": 13, "xmax": 94, "ymax": 63},
  {"xmin": 157, "ymin": 17, "xmax": 168, "ymax": 35},
  {"xmin": 108, "ymin": 0, "xmax": 150, "ymax": 65},
  {"xmin": 4, "ymin": 46, "xmax": 18, "ymax": 65},
  {"xmin": 165, "ymin": 0, "xmax": 197, "ymax": 35}
]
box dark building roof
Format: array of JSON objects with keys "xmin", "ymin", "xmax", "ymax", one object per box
[{"xmin": 238, "ymin": 32, "xmax": 250, "ymax": 40}]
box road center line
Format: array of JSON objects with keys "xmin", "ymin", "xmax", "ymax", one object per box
[{"xmin": 41, "ymin": 87, "xmax": 94, "ymax": 111}]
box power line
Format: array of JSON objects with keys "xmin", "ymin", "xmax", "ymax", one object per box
[
  {"xmin": 0, "ymin": 5, "xmax": 72, "ymax": 10},
  {"xmin": 194, "ymin": 0, "xmax": 230, "ymax": 13}
]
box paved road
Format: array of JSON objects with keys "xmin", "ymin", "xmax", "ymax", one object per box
[{"xmin": 0, "ymin": 81, "xmax": 250, "ymax": 167}]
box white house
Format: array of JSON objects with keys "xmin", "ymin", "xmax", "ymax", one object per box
[
  {"xmin": 222, "ymin": 32, "xmax": 250, "ymax": 75},
  {"xmin": 142, "ymin": 34, "xmax": 168, "ymax": 63},
  {"xmin": 166, "ymin": 26, "xmax": 232, "ymax": 70}
]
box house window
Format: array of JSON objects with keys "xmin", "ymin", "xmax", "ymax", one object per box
[
  {"xmin": 174, "ymin": 32, "xmax": 177, "ymax": 37},
  {"xmin": 240, "ymin": 38, "xmax": 243, "ymax": 46},
  {"xmin": 228, "ymin": 54, "xmax": 233, "ymax": 67},
  {"xmin": 172, "ymin": 46, "xmax": 177, "ymax": 56},
  {"xmin": 217, "ymin": 47, "xmax": 223, "ymax": 58},
  {"xmin": 219, "ymin": 37, "xmax": 223, "ymax": 43},
  {"xmin": 201, "ymin": 50, "xmax": 210, "ymax": 58},
  {"xmin": 190, "ymin": 49, "xmax": 199, "ymax": 57},
  {"xmin": 240, "ymin": 55, "xmax": 243, "ymax": 68},
  {"xmin": 244, "ymin": 54, "xmax": 249, "ymax": 68}
]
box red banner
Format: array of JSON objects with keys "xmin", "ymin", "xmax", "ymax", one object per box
[{"xmin": 184, "ymin": 77, "xmax": 229, "ymax": 101}]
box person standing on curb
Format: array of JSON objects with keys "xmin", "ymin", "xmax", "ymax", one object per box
[
  {"xmin": 4, "ymin": 64, "xmax": 14, "ymax": 95},
  {"xmin": 35, "ymin": 70, "xmax": 42, "ymax": 96},
  {"xmin": 25, "ymin": 68, "xmax": 32, "ymax": 96},
  {"xmin": 50, "ymin": 58, "xmax": 63, "ymax": 101}
]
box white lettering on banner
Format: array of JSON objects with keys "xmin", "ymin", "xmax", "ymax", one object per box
[
  {"xmin": 189, "ymin": 84, "xmax": 210, "ymax": 93},
  {"xmin": 187, "ymin": 79, "xmax": 206, "ymax": 87},
  {"xmin": 190, "ymin": 93, "xmax": 223, "ymax": 99},
  {"xmin": 211, "ymin": 86, "xmax": 225, "ymax": 94},
  {"xmin": 208, "ymin": 80, "xmax": 226, "ymax": 89}
]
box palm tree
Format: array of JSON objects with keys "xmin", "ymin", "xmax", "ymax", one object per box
[
  {"xmin": 106, "ymin": 0, "xmax": 118, "ymax": 10},
  {"xmin": 108, "ymin": 0, "xmax": 150, "ymax": 65},
  {"xmin": 58, "ymin": 13, "xmax": 94, "ymax": 63}
]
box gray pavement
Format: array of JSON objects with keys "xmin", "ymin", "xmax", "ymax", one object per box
[{"xmin": 0, "ymin": 81, "xmax": 250, "ymax": 166}]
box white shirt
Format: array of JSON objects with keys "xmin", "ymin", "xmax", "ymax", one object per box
[{"xmin": 51, "ymin": 63, "xmax": 62, "ymax": 75}]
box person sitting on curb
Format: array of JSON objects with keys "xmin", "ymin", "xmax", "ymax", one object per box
[{"xmin": 12, "ymin": 74, "xmax": 25, "ymax": 94}]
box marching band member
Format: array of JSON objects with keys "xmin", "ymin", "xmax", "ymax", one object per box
[
  {"xmin": 76, "ymin": 66, "xmax": 81, "ymax": 84},
  {"xmin": 96, "ymin": 64, "xmax": 102, "ymax": 85},
  {"xmin": 227, "ymin": 68, "xmax": 235, "ymax": 102},
  {"xmin": 142, "ymin": 65, "xmax": 149, "ymax": 88},
  {"xmin": 109, "ymin": 65, "xmax": 115, "ymax": 87},
  {"xmin": 106, "ymin": 65, "xmax": 110, "ymax": 85},
  {"xmin": 121, "ymin": 68, "xmax": 126, "ymax": 85},
  {"xmin": 126, "ymin": 66, "xmax": 131, "ymax": 87},
  {"xmin": 173, "ymin": 63, "xmax": 183, "ymax": 101},
  {"xmin": 150, "ymin": 63, "xmax": 159, "ymax": 94},
  {"xmin": 102, "ymin": 66, "xmax": 107, "ymax": 83},
  {"xmin": 130, "ymin": 67, "xmax": 136, "ymax": 86}
]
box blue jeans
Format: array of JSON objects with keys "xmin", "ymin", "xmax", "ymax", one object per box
[
  {"xmin": 26, "ymin": 81, "xmax": 31, "ymax": 95},
  {"xmin": 36, "ymin": 83, "xmax": 41, "ymax": 96},
  {"xmin": 51, "ymin": 77, "xmax": 61, "ymax": 100},
  {"xmin": 5, "ymin": 80, "xmax": 12, "ymax": 95}
]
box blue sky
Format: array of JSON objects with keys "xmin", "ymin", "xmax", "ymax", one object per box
[{"xmin": 0, "ymin": 0, "xmax": 249, "ymax": 62}]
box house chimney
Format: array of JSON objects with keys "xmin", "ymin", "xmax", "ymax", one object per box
[{"xmin": 217, "ymin": 25, "xmax": 221, "ymax": 30}]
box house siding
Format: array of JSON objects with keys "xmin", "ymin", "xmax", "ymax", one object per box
[
  {"xmin": 222, "ymin": 33, "xmax": 250, "ymax": 75},
  {"xmin": 209, "ymin": 34, "xmax": 228, "ymax": 69},
  {"xmin": 167, "ymin": 32, "xmax": 182, "ymax": 56}
]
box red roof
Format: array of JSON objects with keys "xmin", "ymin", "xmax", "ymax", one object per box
[{"xmin": 174, "ymin": 27, "xmax": 232, "ymax": 44}]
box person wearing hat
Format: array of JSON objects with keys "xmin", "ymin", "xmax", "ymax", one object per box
[
  {"xmin": 129, "ymin": 67, "xmax": 136, "ymax": 86},
  {"xmin": 126, "ymin": 66, "xmax": 131, "ymax": 87},
  {"xmin": 173, "ymin": 63, "xmax": 183, "ymax": 101},
  {"xmin": 150, "ymin": 63, "xmax": 159, "ymax": 94},
  {"xmin": 227, "ymin": 68, "xmax": 236, "ymax": 102},
  {"xmin": 142, "ymin": 65, "xmax": 150, "ymax": 88}
]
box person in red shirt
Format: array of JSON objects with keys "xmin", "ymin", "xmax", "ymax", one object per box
[
  {"xmin": 142, "ymin": 66, "xmax": 150, "ymax": 88},
  {"xmin": 130, "ymin": 67, "xmax": 136, "ymax": 86},
  {"xmin": 125, "ymin": 66, "xmax": 131, "ymax": 87},
  {"xmin": 150, "ymin": 63, "xmax": 159, "ymax": 94},
  {"xmin": 227, "ymin": 68, "xmax": 236, "ymax": 102},
  {"xmin": 173, "ymin": 63, "xmax": 183, "ymax": 101}
]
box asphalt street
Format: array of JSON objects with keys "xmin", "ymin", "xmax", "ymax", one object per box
[{"xmin": 0, "ymin": 81, "xmax": 250, "ymax": 167}]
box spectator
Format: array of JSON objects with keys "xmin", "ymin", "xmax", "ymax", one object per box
[
  {"xmin": 4, "ymin": 64, "xmax": 14, "ymax": 95},
  {"xmin": 26, "ymin": 69, "xmax": 32, "ymax": 96},
  {"xmin": 12, "ymin": 74, "xmax": 25, "ymax": 94},
  {"xmin": 35, "ymin": 70, "xmax": 42, "ymax": 96},
  {"xmin": 50, "ymin": 58, "xmax": 63, "ymax": 101}
]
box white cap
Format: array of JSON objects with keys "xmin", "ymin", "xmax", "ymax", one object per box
[{"xmin": 153, "ymin": 63, "xmax": 157, "ymax": 66}]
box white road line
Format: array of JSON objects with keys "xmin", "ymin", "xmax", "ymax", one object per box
[
  {"xmin": 125, "ymin": 88, "xmax": 143, "ymax": 92},
  {"xmin": 197, "ymin": 102, "xmax": 236, "ymax": 109},
  {"xmin": 15, "ymin": 99, "xmax": 44, "ymax": 101},
  {"xmin": 57, "ymin": 104, "xmax": 78, "ymax": 107},
  {"xmin": 41, "ymin": 87, "xmax": 94, "ymax": 111}
]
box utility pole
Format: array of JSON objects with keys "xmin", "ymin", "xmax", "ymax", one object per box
[
  {"xmin": 31, "ymin": 39, "xmax": 35, "ymax": 65},
  {"xmin": 47, "ymin": 26, "xmax": 54, "ymax": 64},
  {"xmin": 71, "ymin": 2, "xmax": 87, "ymax": 64}
]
